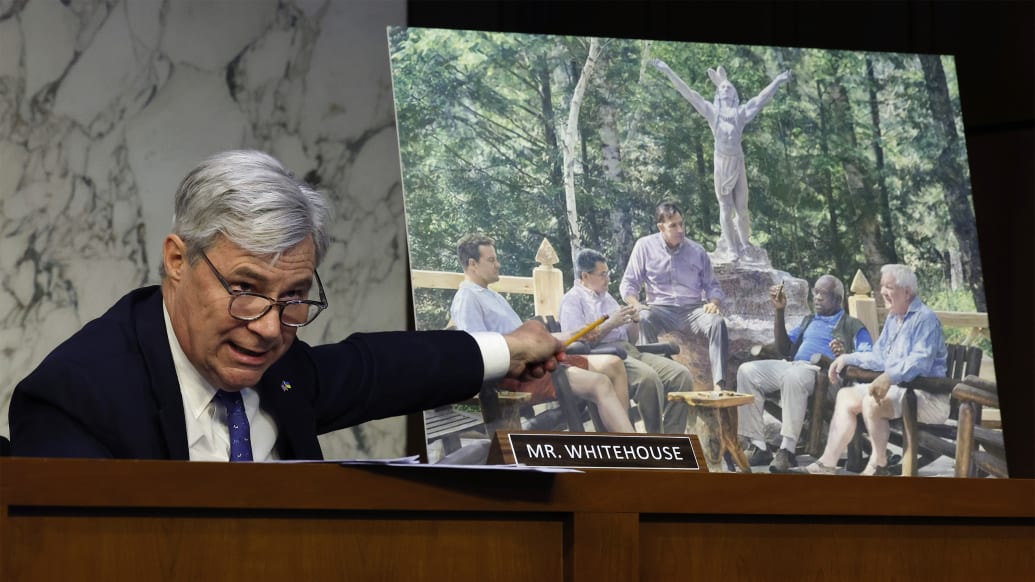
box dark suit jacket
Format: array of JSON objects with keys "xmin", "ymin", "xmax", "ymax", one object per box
[{"xmin": 10, "ymin": 286, "xmax": 483, "ymax": 460}]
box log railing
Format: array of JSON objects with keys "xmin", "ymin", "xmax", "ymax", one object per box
[
  {"xmin": 411, "ymin": 238, "xmax": 565, "ymax": 318},
  {"xmin": 413, "ymin": 257, "xmax": 990, "ymax": 349}
]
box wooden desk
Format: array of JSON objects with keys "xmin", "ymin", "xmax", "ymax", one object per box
[{"xmin": 1, "ymin": 458, "xmax": 1032, "ymax": 581}]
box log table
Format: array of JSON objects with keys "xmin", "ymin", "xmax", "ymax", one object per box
[{"xmin": 668, "ymin": 390, "xmax": 755, "ymax": 472}]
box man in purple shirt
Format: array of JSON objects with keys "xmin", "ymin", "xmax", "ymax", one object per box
[
  {"xmin": 737, "ymin": 275, "xmax": 873, "ymax": 472},
  {"xmin": 620, "ymin": 201, "xmax": 730, "ymax": 390},
  {"xmin": 806, "ymin": 264, "xmax": 948, "ymax": 476}
]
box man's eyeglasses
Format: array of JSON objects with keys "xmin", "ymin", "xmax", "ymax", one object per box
[{"xmin": 200, "ymin": 252, "xmax": 328, "ymax": 327}]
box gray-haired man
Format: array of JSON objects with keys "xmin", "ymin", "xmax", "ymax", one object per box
[{"xmin": 11, "ymin": 150, "xmax": 563, "ymax": 460}]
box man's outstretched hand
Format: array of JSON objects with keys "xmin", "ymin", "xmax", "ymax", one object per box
[{"xmin": 502, "ymin": 320, "xmax": 567, "ymax": 381}]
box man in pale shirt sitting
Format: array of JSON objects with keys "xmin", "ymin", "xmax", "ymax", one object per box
[{"xmin": 10, "ymin": 150, "xmax": 563, "ymax": 461}]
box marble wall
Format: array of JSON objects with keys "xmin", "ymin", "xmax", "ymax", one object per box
[{"xmin": 0, "ymin": 0, "xmax": 410, "ymax": 458}]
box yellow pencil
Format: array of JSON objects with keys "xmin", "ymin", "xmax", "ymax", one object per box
[{"xmin": 564, "ymin": 315, "xmax": 609, "ymax": 347}]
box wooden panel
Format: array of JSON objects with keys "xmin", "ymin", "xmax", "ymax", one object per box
[
  {"xmin": 566, "ymin": 512, "xmax": 638, "ymax": 582},
  {"xmin": 1, "ymin": 460, "xmax": 1032, "ymax": 519},
  {"xmin": 2, "ymin": 460, "xmax": 1032, "ymax": 581},
  {"xmin": 641, "ymin": 518, "xmax": 1034, "ymax": 581},
  {"xmin": 4, "ymin": 511, "xmax": 563, "ymax": 582}
]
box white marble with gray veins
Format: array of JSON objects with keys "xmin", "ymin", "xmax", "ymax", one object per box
[{"xmin": 0, "ymin": 0, "xmax": 410, "ymax": 459}]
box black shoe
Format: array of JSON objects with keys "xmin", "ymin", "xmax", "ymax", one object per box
[
  {"xmin": 769, "ymin": 448, "xmax": 798, "ymax": 473},
  {"xmin": 745, "ymin": 445, "xmax": 773, "ymax": 466}
]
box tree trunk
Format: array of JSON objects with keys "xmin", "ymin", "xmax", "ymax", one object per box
[
  {"xmin": 693, "ymin": 140, "xmax": 714, "ymax": 237},
  {"xmin": 919, "ymin": 54, "xmax": 986, "ymax": 311},
  {"xmin": 821, "ymin": 68, "xmax": 894, "ymax": 280},
  {"xmin": 597, "ymin": 100, "xmax": 634, "ymax": 276},
  {"xmin": 535, "ymin": 51, "xmax": 571, "ymax": 255},
  {"xmin": 815, "ymin": 79, "xmax": 849, "ymax": 281},
  {"xmin": 562, "ymin": 38, "xmax": 602, "ymax": 263},
  {"xmin": 866, "ymin": 55, "xmax": 898, "ymax": 263}
]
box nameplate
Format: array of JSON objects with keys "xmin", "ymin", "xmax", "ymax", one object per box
[{"xmin": 488, "ymin": 430, "xmax": 706, "ymax": 471}]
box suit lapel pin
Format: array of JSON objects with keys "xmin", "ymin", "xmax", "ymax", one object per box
[{"xmin": 281, "ymin": 380, "xmax": 293, "ymax": 392}]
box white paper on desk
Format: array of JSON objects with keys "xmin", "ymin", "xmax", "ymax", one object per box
[
  {"xmin": 397, "ymin": 463, "xmax": 582, "ymax": 473},
  {"xmin": 269, "ymin": 457, "xmax": 581, "ymax": 473},
  {"xmin": 269, "ymin": 455, "xmax": 421, "ymax": 465}
]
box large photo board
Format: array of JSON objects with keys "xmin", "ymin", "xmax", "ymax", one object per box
[{"xmin": 388, "ymin": 27, "xmax": 1000, "ymax": 476}]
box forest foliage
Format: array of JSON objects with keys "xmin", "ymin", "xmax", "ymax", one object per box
[{"xmin": 388, "ymin": 27, "xmax": 985, "ymax": 345}]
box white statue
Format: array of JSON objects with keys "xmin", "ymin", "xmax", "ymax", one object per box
[{"xmin": 653, "ymin": 60, "xmax": 791, "ymax": 263}]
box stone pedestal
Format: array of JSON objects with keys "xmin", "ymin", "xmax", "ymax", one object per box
[{"xmin": 653, "ymin": 259, "xmax": 810, "ymax": 392}]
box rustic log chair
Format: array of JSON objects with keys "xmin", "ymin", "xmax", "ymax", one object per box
[
  {"xmin": 747, "ymin": 343, "xmax": 831, "ymax": 457},
  {"xmin": 427, "ymin": 321, "xmax": 569, "ymax": 456},
  {"xmin": 474, "ymin": 351, "xmax": 594, "ymax": 435},
  {"xmin": 952, "ymin": 375, "xmax": 1006, "ymax": 478},
  {"xmin": 824, "ymin": 343, "xmax": 983, "ymax": 476}
]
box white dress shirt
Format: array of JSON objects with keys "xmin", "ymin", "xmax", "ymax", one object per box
[{"xmin": 163, "ymin": 304, "xmax": 280, "ymax": 461}]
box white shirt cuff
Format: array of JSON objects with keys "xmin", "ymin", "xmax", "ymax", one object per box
[{"xmin": 468, "ymin": 331, "xmax": 510, "ymax": 381}]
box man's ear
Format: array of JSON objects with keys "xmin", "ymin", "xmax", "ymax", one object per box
[{"xmin": 163, "ymin": 234, "xmax": 187, "ymax": 282}]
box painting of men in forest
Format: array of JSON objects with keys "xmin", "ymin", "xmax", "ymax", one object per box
[{"xmin": 388, "ymin": 27, "xmax": 995, "ymax": 473}]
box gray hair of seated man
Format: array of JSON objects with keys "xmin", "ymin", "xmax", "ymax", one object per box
[
  {"xmin": 165, "ymin": 150, "xmax": 331, "ymax": 275},
  {"xmin": 880, "ymin": 264, "xmax": 918, "ymax": 295},
  {"xmin": 574, "ymin": 248, "xmax": 607, "ymax": 278}
]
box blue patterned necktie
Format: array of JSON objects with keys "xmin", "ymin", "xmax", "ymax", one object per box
[{"xmin": 215, "ymin": 390, "xmax": 253, "ymax": 462}]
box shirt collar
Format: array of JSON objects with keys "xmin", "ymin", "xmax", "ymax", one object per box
[
  {"xmin": 654, "ymin": 232, "xmax": 687, "ymax": 254},
  {"xmin": 889, "ymin": 296, "xmax": 924, "ymax": 322},
  {"xmin": 162, "ymin": 302, "xmax": 220, "ymax": 422},
  {"xmin": 813, "ymin": 309, "xmax": 844, "ymax": 324},
  {"xmin": 573, "ymin": 280, "xmax": 605, "ymax": 300},
  {"xmin": 460, "ymin": 279, "xmax": 491, "ymax": 293},
  {"xmin": 906, "ymin": 296, "xmax": 924, "ymax": 313}
]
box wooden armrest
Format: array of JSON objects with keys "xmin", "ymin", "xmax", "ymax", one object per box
[
  {"xmin": 808, "ymin": 353, "xmax": 834, "ymax": 369},
  {"xmin": 751, "ymin": 343, "xmax": 785, "ymax": 360},
  {"xmin": 638, "ymin": 342, "xmax": 680, "ymax": 357},
  {"xmin": 566, "ymin": 341, "xmax": 628, "ymax": 359},
  {"xmin": 840, "ymin": 365, "xmax": 958, "ymax": 395},
  {"xmin": 952, "ymin": 379, "xmax": 999, "ymax": 408},
  {"xmin": 960, "ymin": 374, "xmax": 997, "ymax": 394}
]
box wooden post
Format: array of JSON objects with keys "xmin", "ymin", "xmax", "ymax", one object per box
[
  {"xmin": 955, "ymin": 401, "xmax": 976, "ymax": 478},
  {"xmin": 847, "ymin": 269, "xmax": 879, "ymax": 341},
  {"xmin": 532, "ymin": 238, "xmax": 564, "ymax": 317}
]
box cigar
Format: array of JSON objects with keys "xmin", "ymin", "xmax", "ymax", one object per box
[{"xmin": 564, "ymin": 315, "xmax": 609, "ymax": 347}]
